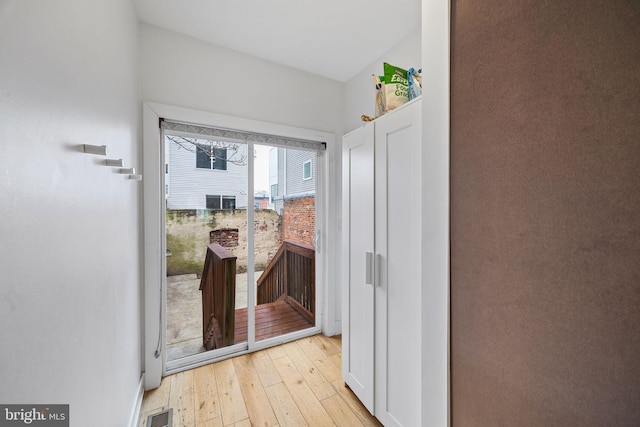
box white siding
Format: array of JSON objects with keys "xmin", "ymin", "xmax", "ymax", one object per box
[
  {"xmin": 273, "ymin": 148, "xmax": 287, "ymax": 212},
  {"xmin": 166, "ymin": 139, "xmax": 248, "ymax": 210},
  {"xmin": 268, "ymin": 147, "xmax": 279, "ymax": 211},
  {"xmin": 278, "ymin": 147, "xmax": 286, "ymax": 196},
  {"xmin": 269, "ymin": 147, "xmax": 317, "ymax": 212},
  {"xmin": 286, "ymin": 149, "xmax": 316, "ymax": 195}
]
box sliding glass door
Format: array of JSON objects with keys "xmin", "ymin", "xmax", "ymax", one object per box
[{"xmin": 161, "ymin": 123, "xmax": 322, "ymax": 371}]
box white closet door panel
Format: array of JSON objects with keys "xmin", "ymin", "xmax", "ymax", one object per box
[
  {"xmin": 341, "ymin": 124, "xmax": 375, "ymax": 414},
  {"xmin": 375, "ymin": 102, "xmax": 422, "ymax": 427}
]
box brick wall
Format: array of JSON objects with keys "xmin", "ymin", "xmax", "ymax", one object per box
[
  {"xmin": 282, "ymin": 195, "xmax": 315, "ymax": 247},
  {"xmin": 209, "ymin": 228, "xmax": 239, "ymax": 247}
]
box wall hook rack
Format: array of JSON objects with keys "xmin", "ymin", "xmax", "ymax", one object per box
[
  {"xmin": 105, "ymin": 158, "xmax": 124, "ymax": 167},
  {"xmin": 82, "ymin": 144, "xmax": 108, "ymax": 156}
]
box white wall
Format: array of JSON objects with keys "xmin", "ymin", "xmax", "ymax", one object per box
[
  {"xmin": 343, "ymin": 27, "xmax": 422, "ymax": 133},
  {"xmin": 139, "ymin": 24, "xmax": 345, "ymax": 336},
  {"xmin": 0, "ymin": 1, "xmax": 142, "ymax": 426},
  {"xmin": 140, "ymin": 23, "xmax": 344, "ymax": 136}
]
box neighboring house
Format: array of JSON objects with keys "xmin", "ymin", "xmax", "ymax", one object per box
[
  {"xmin": 254, "ymin": 191, "xmax": 270, "ymax": 210},
  {"xmin": 269, "ymin": 147, "xmax": 317, "ymax": 246},
  {"xmin": 166, "ymin": 137, "xmax": 248, "ymax": 211},
  {"xmin": 269, "ymin": 147, "xmax": 316, "ymax": 214}
]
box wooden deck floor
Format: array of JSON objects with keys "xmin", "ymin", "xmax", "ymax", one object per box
[{"xmin": 233, "ymin": 300, "xmax": 314, "ymax": 343}]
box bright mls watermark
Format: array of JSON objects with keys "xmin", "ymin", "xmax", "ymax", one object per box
[{"xmin": 0, "ymin": 405, "xmax": 68, "ymax": 426}]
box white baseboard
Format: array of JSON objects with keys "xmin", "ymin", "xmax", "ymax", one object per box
[
  {"xmin": 129, "ymin": 374, "xmax": 145, "ymax": 427},
  {"xmin": 325, "ymin": 320, "xmax": 342, "ymax": 337}
]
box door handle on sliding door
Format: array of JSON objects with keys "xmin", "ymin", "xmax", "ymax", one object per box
[
  {"xmin": 365, "ymin": 252, "xmax": 374, "ymax": 286},
  {"xmin": 375, "ymin": 253, "xmax": 381, "ymax": 287}
]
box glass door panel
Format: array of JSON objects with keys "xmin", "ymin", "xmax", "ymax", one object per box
[
  {"xmin": 253, "ymin": 145, "xmax": 317, "ymax": 343},
  {"xmin": 164, "ymin": 133, "xmax": 248, "ymax": 362}
]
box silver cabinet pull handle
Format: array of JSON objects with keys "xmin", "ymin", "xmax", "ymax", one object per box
[{"xmin": 365, "ymin": 252, "xmax": 374, "ymax": 285}]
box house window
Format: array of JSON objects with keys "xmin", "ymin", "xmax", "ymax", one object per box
[
  {"xmin": 206, "ymin": 195, "xmax": 236, "ymax": 210},
  {"xmin": 303, "ymin": 160, "xmax": 312, "ymax": 180},
  {"xmin": 206, "ymin": 195, "xmax": 221, "ymax": 210},
  {"xmin": 222, "ymin": 196, "xmax": 236, "ymax": 210},
  {"xmin": 196, "ymin": 144, "xmax": 227, "ymax": 171},
  {"xmin": 270, "ymin": 184, "xmax": 278, "ymax": 202}
]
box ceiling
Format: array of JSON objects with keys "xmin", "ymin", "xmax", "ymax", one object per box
[{"xmin": 134, "ymin": 0, "xmax": 421, "ymax": 82}]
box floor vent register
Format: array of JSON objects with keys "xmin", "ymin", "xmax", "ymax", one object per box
[{"xmin": 146, "ymin": 408, "xmax": 173, "ymax": 427}]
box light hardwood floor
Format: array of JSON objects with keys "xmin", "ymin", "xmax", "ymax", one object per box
[{"xmin": 139, "ymin": 334, "xmax": 382, "ymax": 427}]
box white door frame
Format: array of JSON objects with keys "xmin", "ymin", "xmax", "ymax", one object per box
[
  {"xmin": 142, "ymin": 101, "xmax": 335, "ymax": 389},
  {"xmin": 421, "ymin": 0, "xmax": 451, "ymax": 426}
]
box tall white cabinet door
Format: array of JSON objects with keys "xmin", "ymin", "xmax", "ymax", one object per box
[
  {"xmin": 375, "ymin": 101, "xmax": 422, "ymax": 427},
  {"xmin": 341, "ymin": 122, "xmax": 376, "ymax": 414}
]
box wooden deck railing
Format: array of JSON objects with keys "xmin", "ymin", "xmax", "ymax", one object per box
[
  {"xmin": 200, "ymin": 243, "xmax": 237, "ymax": 350},
  {"xmin": 257, "ymin": 240, "xmax": 315, "ymax": 324}
]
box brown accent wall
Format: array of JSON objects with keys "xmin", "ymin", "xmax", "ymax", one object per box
[{"xmin": 450, "ymin": 1, "xmax": 640, "ymax": 425}]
